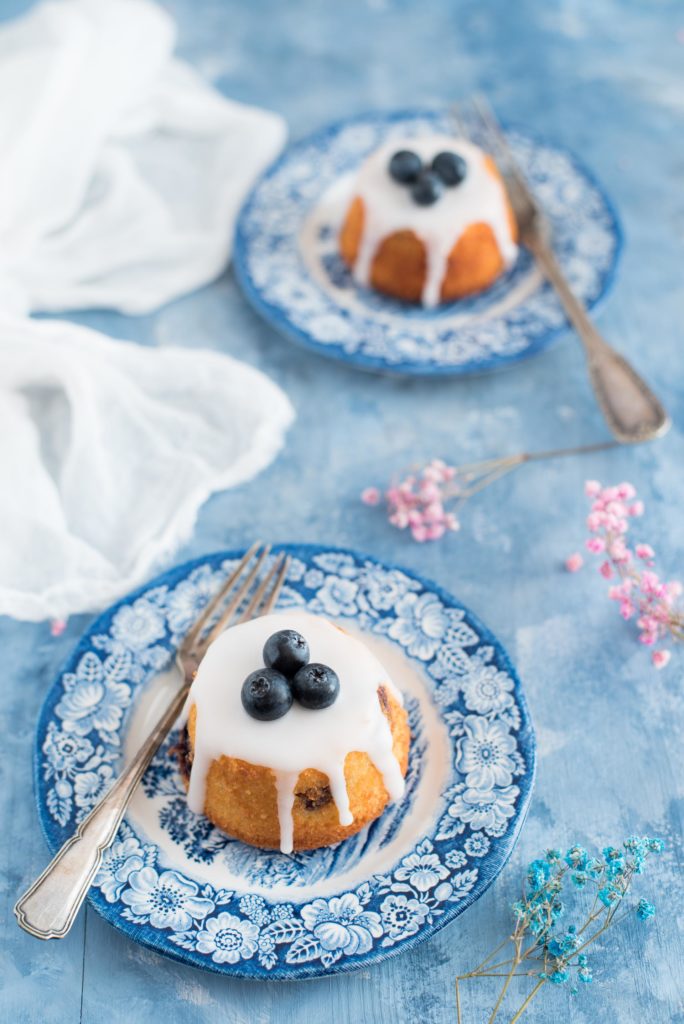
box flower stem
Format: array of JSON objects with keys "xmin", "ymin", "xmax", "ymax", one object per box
[
  {"xmin": 576, "ymin": 901, "xmax": 606, "ymax": 937},
  {"xmin": 508, "ymin": 979, "xmax": 546, "ymax": 1024},
  {"xmin": 448, "ymin": 454, "xmax": 524, "ymax": 476},
  {"xmin": 457, "ymin": 462, "xmax": 523, "ymax": 499},
  {"xmin": 464, "ymin": 937, "xmax": 512, "ymax": 976},
  {"xmin": 468, "ymin": 971, "xmax": 538, "ymax": 978},
  {"xmin": 487, "ymin": 938, "xmax": 521, "ymax": 1024}
]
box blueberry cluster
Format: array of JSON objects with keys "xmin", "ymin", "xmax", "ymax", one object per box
[
  {"xmin": 388, "ymin": 148, "xmax": 467, "ymax": 206},
  {"xmin": 241, "ymin": 629, "xmax": 340, "ymax": 721}
]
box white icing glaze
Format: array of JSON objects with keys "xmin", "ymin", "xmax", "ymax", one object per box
[
  {"xmin": 346, "ymin": 135, "xmax": 518, "ymax": 307},
  {"xmin": 182, "ymin": 611, "xmax": 405, "ymax": 854}
]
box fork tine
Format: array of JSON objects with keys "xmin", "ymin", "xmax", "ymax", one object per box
[
  {"xmin": 472, "ymin": 94, "xmax": 509, "ymax": 161},
  {"xmin": 181, "ymin": 541, "xmax": 262, "ymax": 652},
  {"xmin": 260, "ymin": 554, "xmax": 291, "ymax": 615},
  {"xmin": 450, "ymin": 100, "xmax": 469, "ymax": 139},
  {"xmin": 472, "ymin": 94, "xmax": 529, "ymax": 194},
  {"xmin": 236, "ymin": 552, "xmax": 289, "ymax": 624},
  {"xmin": 198, "ymin": 545, "xmax": 272, "ymax": 651}
]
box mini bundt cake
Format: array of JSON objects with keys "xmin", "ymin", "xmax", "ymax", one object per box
[
  {"xmin": 339, "ymin": 135, "xmax": 519, "ymax": 306},
  {"xmin": 177, "ymin": 611, "xmax": 410, "ymax": 853}
]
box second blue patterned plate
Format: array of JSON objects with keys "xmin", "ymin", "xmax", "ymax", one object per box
[
  {"xmin": 35, "ymin": 545, "xmax": 535, "ymax": 978},
  {"xmin": 234, "ymin": 109, "xmax": 621, "ymax": 376}
]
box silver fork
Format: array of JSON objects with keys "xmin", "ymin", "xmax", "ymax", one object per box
[
  {"xmin": 456, "ymin": 96, "xmax": 670, "ymax": 445},
  {"xmin": 14, "ymin": 543, "xmax": 290, "ymax": 941}
]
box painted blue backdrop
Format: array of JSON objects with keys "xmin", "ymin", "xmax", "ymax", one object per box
[{"xmin": 2, "ymin": 1, "xmax": 683, "ymax": 1022}]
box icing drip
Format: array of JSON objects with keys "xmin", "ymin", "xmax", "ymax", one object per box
[
  {"xmin": 274, "ymin": 770, "xmax": 299, "ymax": 855},
  {"xmin": 348, "ymin": 135, "xmax": 518, "ymax": 307},
  {"xmin": 326, "ymin": 762, "xmax": 353, "ymax": 827},
  {"xmin": 182, "ymin": 611, "xmax": 405, "ymax": 854}
]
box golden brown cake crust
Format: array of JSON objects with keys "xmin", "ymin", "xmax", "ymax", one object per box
[
  {"xmin": 339, "ymin": 153, "xmax": 518, "ymax": 304},
  {"xmin": 370, "ymin": 229, "xmax": 426, "ymax": 304},
  {"xmin": 339, "ymin": 195, "xmax": 364, "ymax": 267},
  {"xmin": 181, "ymin": 686, "xmax": 410, "ymax": 851}
]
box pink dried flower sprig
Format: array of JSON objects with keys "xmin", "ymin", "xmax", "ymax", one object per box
[
  {"xmin": 361, "ymin": 451, "xmax": 537, "ymax": 543},
  {"xmin": 362, "ymin": 442, "xmax": 619, "ymax": 544},
  {"xmin": 363, "ymin": 459, "xmax": 461, "ymax": 542},
  {"xmin": 572, "ymin": 481, "xmax": 684, "ymax": 668}
]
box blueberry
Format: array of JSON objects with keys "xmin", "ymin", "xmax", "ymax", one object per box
[
  {"xmin": 431, "ymin": 151, "xmax": 467, "ymax": 186},
  {"xmin": 388, "ymin": 149, "xmax": 423, "ymax": 185},
  {"xmin": 263, "ymin": 629, "xmax": 310, "ymax": 677},
  {"xmin": 241, "ymin": 668, "xmax": 292, "ymax": 721},
  {"xmin": 410, "ymin": 170, "xmax": 443, "ymax": 206},
  {"xmin": 292, "ymin": 663, "xmax": 340, "ymax": 710}
]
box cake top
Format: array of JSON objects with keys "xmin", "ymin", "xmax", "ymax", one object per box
[
  {"xmin": 348, "ymin": 134, "xmax": 518, "ymax": 307},
  {"xmin": 182, "ymin": 611, "xmax": 405, "ymax": 852}
]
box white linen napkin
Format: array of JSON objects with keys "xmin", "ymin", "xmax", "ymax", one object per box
[
  {"xmin": 0, "ymin": 0, "xmax": 286, "ymax": 316},
  {"xmin": 0, "ymin": 314, "xmax": 295, "ymax": 621}
]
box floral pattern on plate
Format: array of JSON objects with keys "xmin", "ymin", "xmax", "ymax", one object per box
[
  {"xmin": 35, "ymin": 545, "xmax": 535, "ymax": 978},
  {"xmin": 233, "ymin": 110, "xmax": 621, "ymax": 376}
]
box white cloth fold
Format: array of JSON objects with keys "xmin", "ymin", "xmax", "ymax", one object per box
[
  {"xmin": 0, "ymin": 315, "xmax": 295, "ymax": 621},
  {"xmin": 0, "ymin": 0, "xmax": 286, "ymax": 315}
]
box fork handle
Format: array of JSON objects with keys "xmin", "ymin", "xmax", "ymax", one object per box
[
  {"xmin": 14, "ymin": 683, "xmax": 190, "ymax": 940},
  {"xmin": 530, "ymin": 237, "xmax": 670, "ymax": 443}
]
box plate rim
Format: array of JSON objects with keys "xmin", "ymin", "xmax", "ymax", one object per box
[
  {"xmin": 233, "ymin": 106, "xmax": 623, "ymax": 378},
  {"xmin": 33, "ymin": 543, "xmax": 536, "ymax": 979}
]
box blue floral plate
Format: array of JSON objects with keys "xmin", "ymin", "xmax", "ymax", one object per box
[
  {"xmin": 35, "ymin": 546, "xmax": 535, "ymax": 978},
  {"xmin": 234, "ymin": 109, "xmax": 621, "ymax": 376}
]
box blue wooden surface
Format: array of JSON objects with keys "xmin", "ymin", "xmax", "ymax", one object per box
[{"xmin": 2, "ymin": 1, "xmax": 683, "ymax": 1021}]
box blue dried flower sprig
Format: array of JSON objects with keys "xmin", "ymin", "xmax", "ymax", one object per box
[{"xmin": 455, "ymin": 836, "xmax": 664, "ymax": 1024}]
